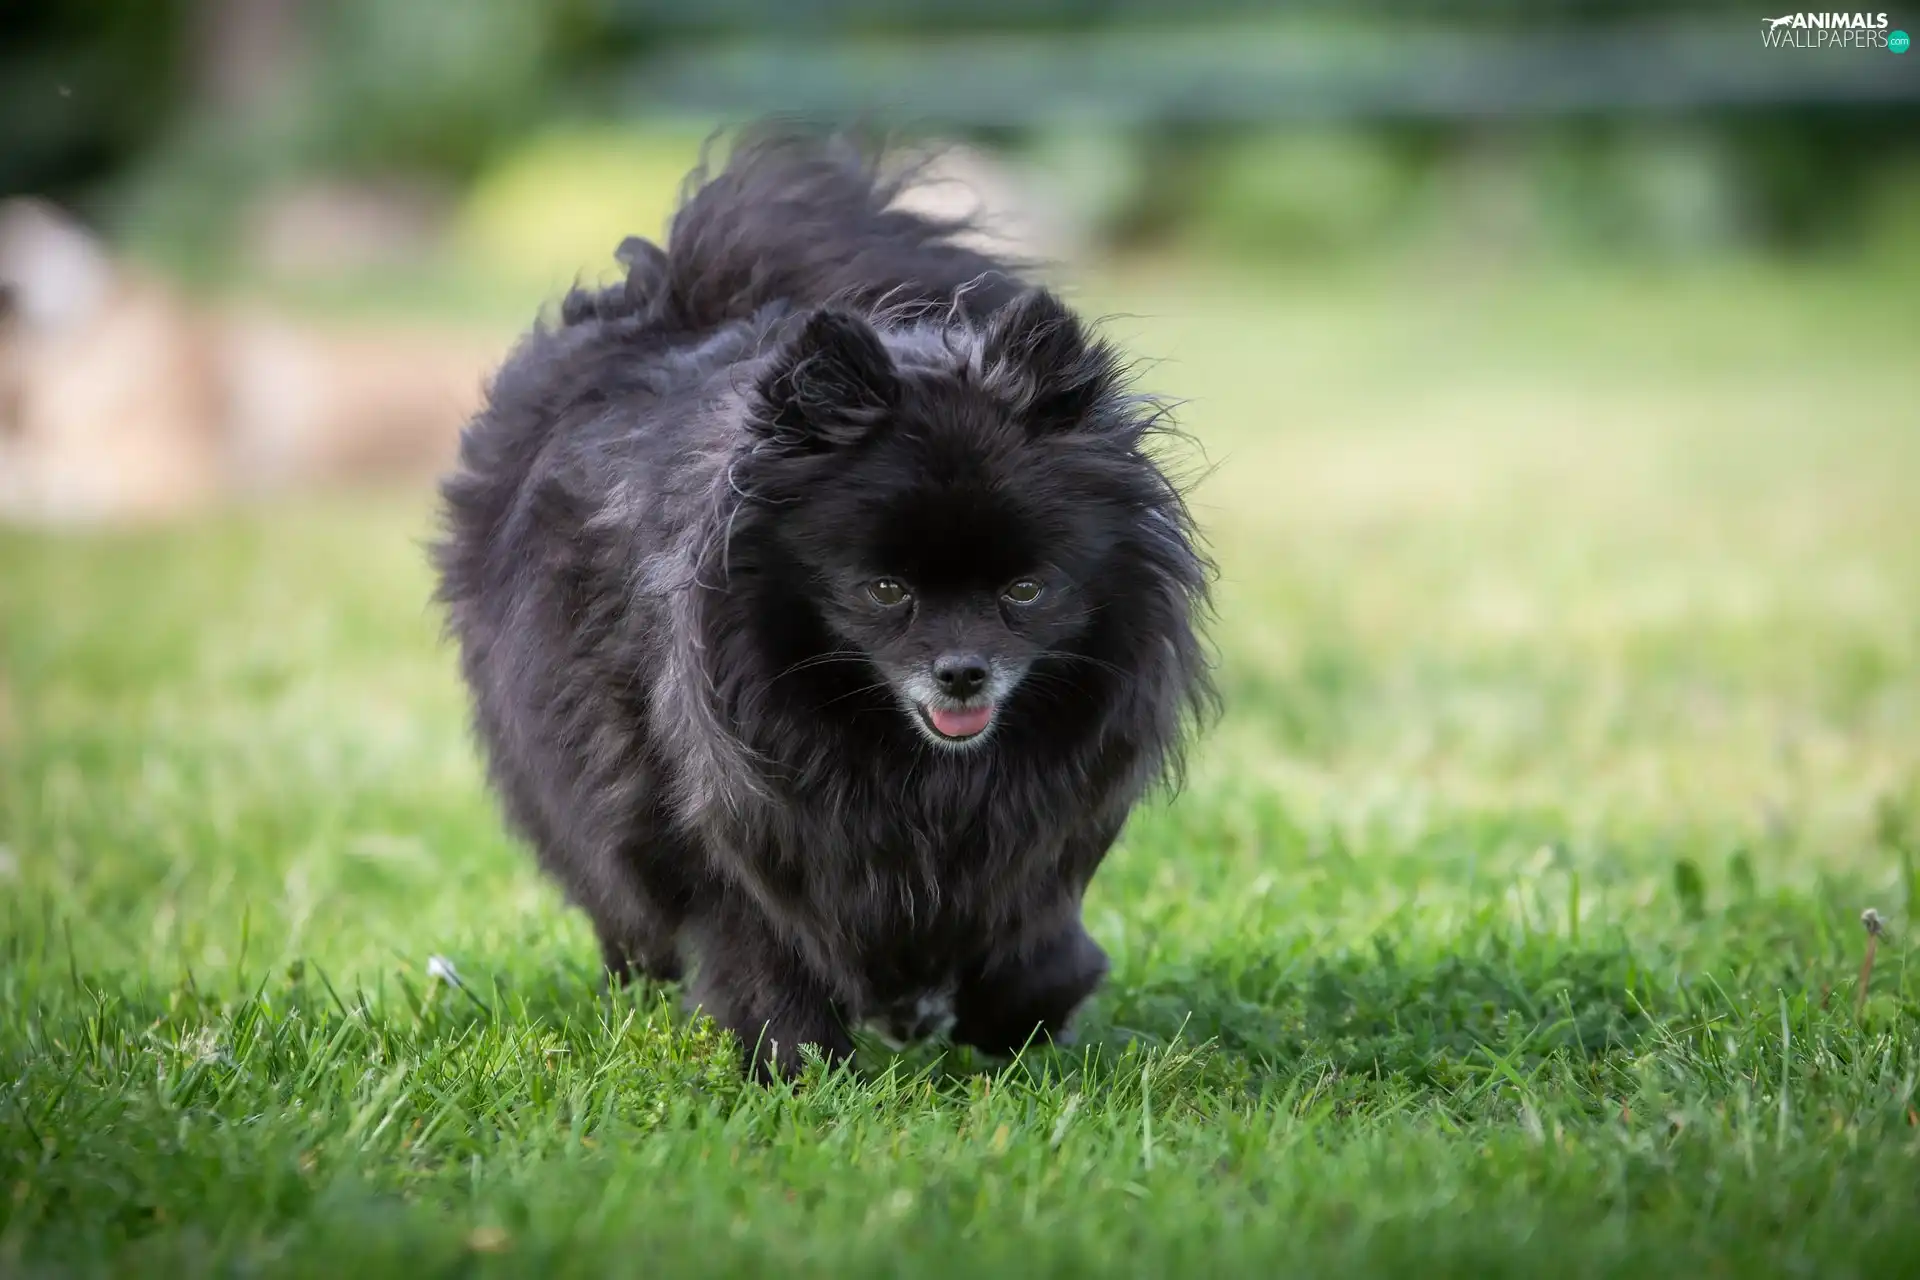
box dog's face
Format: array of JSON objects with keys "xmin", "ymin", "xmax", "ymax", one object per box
[
  {"xmin": 810, "ymin": 512, "xmax": 1095, "ymax": 750},
  {"xmin": 746, "ymin": 292, "xmax": 1146, "ymax": 750}
]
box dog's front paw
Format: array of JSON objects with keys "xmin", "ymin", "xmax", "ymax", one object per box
[
  {"xmin": 951, "ymin": 923, "xmax": 1108, "ymax": 1058},
  {"xmin": 867, "ymin": 989, "xmax": 958, "ymax": 1049},
  {"xmin": 684, "ymin": 926, "xmax": 854, "ymax": 1083}
]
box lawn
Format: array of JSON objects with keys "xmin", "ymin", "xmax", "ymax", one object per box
[{"xmin": 3, "ymin": 258, "xmax": 1919, "ymax": 1277}]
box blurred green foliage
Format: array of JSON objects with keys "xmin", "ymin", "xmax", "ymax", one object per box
[
  {"xmin": 453, "ymin": 124, "xmax": 711, "ymax": 289},
  {"xmin": 303, "ymin": 0, "xmax": 554, "ymax": 177},
  {"xmin": 0, "ymin": 0, "xmax": 188, "ymax": 197},
  {"xmin": 2, "ymin": 0, "xmax": 1915, "ymax": 263}
]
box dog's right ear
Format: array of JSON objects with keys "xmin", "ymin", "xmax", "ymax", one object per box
[
  {"xmin": 752, "ymin": 309, "xmax": 898, "ymax": 449},
  {"xmin": 980, "ymin": 288, "xmax": 1120, "ymax": 432}
]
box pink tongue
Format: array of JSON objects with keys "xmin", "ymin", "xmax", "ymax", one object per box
[{"xmin": 929, "ymin": 704, "xmax": 994, "ymax": 738}]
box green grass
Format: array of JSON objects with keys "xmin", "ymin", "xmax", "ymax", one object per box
[{"xmin": 4, "ymin": 258, "xmax": 1920, "ymax": 1276}]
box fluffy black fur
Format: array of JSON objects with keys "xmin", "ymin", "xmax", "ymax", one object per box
[{"xmin": 435, "ymin": 128, "xmax": 1212, "ymax": 1080}]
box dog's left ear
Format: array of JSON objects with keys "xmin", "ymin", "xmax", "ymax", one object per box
[
  {"xmin": 981, "ymin": 288, "xmax": 1118, "ymax": 430},
  {"xmin": 754, "ymin": 308, "xmax": 899, "ymax": 449}
]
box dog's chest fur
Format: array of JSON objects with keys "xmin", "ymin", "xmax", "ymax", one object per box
[{"xmin": 719, "ymin": 760, "xmax": 1082, "ymax": 994}]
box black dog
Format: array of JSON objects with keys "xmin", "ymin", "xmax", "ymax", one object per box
[{"xmin": 435, "ymin": 128, "xmax": 1211, "ymax": 1080}]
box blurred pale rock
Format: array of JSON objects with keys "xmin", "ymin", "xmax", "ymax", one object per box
[
  {"xmin": 0, "ymin": 200, "xmax": 225, "ymax": 524},
  {"xmin": 244, "ymin": 178, "xmax": 453, "ymax": 278},
  {"xmin": 0, "ymin": 198, "xmax": 501, "ymax": 528},
  {"xmin": 890, "ymin": 143, "xmax": 1078, "ymax": 265}
]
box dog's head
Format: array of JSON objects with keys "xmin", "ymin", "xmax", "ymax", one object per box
[{"xmin": 736, "ymin": 289, "xmax": 1192, "ymax": 751}]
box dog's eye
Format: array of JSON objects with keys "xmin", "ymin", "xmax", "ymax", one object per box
[
  {"xmin": 1003, "ymin": 578, "xmax": 1044, "ymax": 605},
  {"xmin": 866, "ymin": 578, "xmax": 911, "ymax": 607}
]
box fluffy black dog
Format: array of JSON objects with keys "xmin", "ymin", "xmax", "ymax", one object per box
[{"xmin": 435, "ymin": 129, "xmax": 1211, "ymax": 1080}]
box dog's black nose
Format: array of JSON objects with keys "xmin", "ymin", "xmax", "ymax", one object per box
[{"xmin": 933, "ymin": 654, "xmax": 990, "ymax": 700}]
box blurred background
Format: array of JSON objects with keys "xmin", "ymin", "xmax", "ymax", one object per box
[
  {"xmin": 1, "ymin": 0, "xmax": 1918, "ymax": 1002},
  {"xmin": 6, "ymin": 8, "xmax": 1920, "ymax": 1263},
  {"xmin": 1, "ymin": 0, "xmax": 1916, "ymax": 524}
]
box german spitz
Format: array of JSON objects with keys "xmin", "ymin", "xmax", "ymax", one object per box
[{"xmin": 435, "ymin": 127, "xmax": 1211, "ymax": 1080}]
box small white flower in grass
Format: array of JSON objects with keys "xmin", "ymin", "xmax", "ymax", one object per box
[
  {"xmin": 425, "ymin": 954, "xmax": 493, "ymax": 1017},
  {"xmin": 179, "ymin": 1026, "xmax": 224, "ymax": 1065},
  {"xmin": 427, "ymin": 955, "xmax": 463, "ymax": 988}
]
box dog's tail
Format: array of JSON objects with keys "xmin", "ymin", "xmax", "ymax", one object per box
[{"xmin": 559, "ymin": 124, "xmax": 1028, "ymax": 331}]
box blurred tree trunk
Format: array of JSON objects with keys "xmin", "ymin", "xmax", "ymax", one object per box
[{"xmin": 192, "ymin": 0, "xmax": 303, "ymax": 112}]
